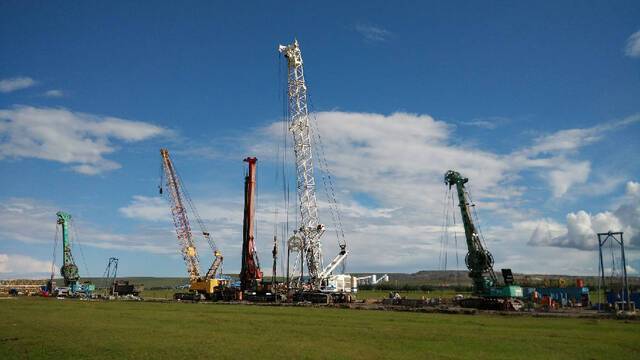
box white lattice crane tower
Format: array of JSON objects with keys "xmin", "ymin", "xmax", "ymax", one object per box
[{"xmin": 279, "ymin": 40, "xmax": 326, "ymax": 286}]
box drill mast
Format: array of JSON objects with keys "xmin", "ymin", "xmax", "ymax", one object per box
[
  {"xmin": 444, "ymin": 170, "xmax": 497, "ymax": 295},
  {"xmin": 57, "ymin": 211, "xmax": 79, "ymax": 286},
  {"xmin": 241, "ymin": 157, "xmax": 263, "ymax": 290}
]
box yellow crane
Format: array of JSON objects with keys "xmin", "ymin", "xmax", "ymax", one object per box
[{"xmin": 159, "ymin": 148, "xmax": 226, "ymax": 299}]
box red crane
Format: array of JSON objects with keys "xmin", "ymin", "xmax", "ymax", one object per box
[{"xmin": 240, "ymin": 157, "xmax": 262, "ymax": 291}]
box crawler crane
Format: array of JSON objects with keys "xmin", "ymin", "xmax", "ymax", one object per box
[
  {"xmin": 52, "ymin": 211, "xmax": 95, "ymax": 296},
  {"xmin": 279, "ymin": 39, "xmax": 355, "ymax": 303},
  {"xmin": 159, "ymin": 148, "xmax": 227, "ymax": 300},
  {"xmin": 444, "ymin": 170, "xmax": 523, "ymax": 310}
]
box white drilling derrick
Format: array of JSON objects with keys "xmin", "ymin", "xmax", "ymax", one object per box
[
  {"xmin": 279, "ymin": 39, "xmax": 325, "ymax": 287},
  {"xmin": 279, "ymin": 39, "xmax": 348, "ymax": 290}
]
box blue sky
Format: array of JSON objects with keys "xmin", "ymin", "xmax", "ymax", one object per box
[{"xmin": 1, "ymin": 1, "xmax": 639, "ymax": 278}]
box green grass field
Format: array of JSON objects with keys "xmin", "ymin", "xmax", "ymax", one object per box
[{"xmin": 1, "ymin": 297, "xmax": 638, "ymax": 359}]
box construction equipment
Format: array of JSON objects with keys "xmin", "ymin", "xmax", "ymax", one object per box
[
  {"xmin": 102, "ymin": 257, "xmax": 141, "ymax": 297},
  {"xmin": 103, "ymin": 257, "xmax": 119, "ymax": 290},
  {"xmin": 239, "ymin": 157, "xmax": 278, "ymax": 301},
  {"xmin": 279, "ymin": 39, "xmax": 355, "ymax": 303},
  {"xmin": 159, "ymin": 148, "xmax": 228, "ymax": 300},
  {"xmin": 356, "ymin": 274, "xmax": 389, "ymax": 286},
  {"xmin": 54, "ymin": 211, "xmax": 95, "ymax": 296},
  {"xmin": 444, "ymin": 170, "xmax": 523, "ymax": 310}
]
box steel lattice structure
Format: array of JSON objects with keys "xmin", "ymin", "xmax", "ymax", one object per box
[
  {"xmin": 160, "ymin": 148, "xmax": 201, "ymax": 281},
  {"xmin": 279, "ymin": 40, "xmax": 325, "ymax": 286}
]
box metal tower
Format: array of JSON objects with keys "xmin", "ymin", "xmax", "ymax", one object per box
[{"xmin": 279, "ymin": 40, "xmax": 325, "ymax": 286}]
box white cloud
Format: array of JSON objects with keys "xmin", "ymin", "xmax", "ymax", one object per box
[
  {"xmin": 354, "ymin": 24, "xmax": 392, "ymax": 42},
  {"xmin": 0, "ymin": 197, "xmax": 177, "ymax": 256},
  {"xmin": 44, "ymin": 89, "xmax": 64, "ymax": 98},
  {"xmin": 0, "ymin": 77, "xmax": 36, "ymax": 93},
  {"xmin": 546, "ymin": 161, "xmax": 591, "ymax": 197},
  {"xmin": 119, "ymin": 196, "xmax": 170, "ymax": 222},
  {"xmin": 0, "ymin": 106, "xmax": 168, "ymax": 175},
  {"xmin": 0, "ymin": 253, "xmax": 55, "ymax": 277},
  {"xmin": 509, "ymin": 114, "xmax": 640, "ymax": 197},
  {"xmin": 244, "ymin": 111, "xmax": 640, "ymax": 274},
  {"xmin": 625, "ymin": 30, "xmax": 640, "ymax": 58},
  {"xmin": 530, "ymin": 181, "xmax": 640, "ymax": 250},
  {"xmin": 461, "ymin": 116, "xmax": 509, "ymax": 129}
]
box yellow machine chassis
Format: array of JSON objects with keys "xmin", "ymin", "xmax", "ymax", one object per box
[{"xmin": 190, "ymin": 278, "xmax": 227, "ymax": 294}]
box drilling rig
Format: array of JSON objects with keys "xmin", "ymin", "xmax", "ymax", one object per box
[
  {"xmin": 54, "ymin": 211, "xmax": 95, "ymax": 296},
  {"xmin": 444, "ymin": 170, "xmax": 523, "ymax": 310},
  {"xmin": 160, "ymin": 148, "xmax": 228, "ymax": 300},
  {"xmin": 239, "ymin": 157, "xmax": 277, "ymax": 301},
  {"xmin": 279, "ymin": 39, "xmax": 355, "ymax": 303}
]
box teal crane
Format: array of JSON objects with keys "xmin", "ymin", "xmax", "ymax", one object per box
[
  {"xmin": 55, "ymin": 211, "xmax": 94, "ymax": 295},
  {"xmin": 444, "ymin": 170, "xmax": 523, "ymax": 310},
  {"xmin": 57, "ymin": 211, "xmax": 79, "ymax": 287}
]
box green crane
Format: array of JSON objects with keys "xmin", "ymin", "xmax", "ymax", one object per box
[
  {"xmin": 55, "ymin": 211, "xmax": 94, "ymax": 295},
  {"xmin": 444, "ymin": 170, "xmax": 523, "ymax": 310},
  {"xmin": 57, "ymin": 211, "xmax": 79, "ymax": 286}
]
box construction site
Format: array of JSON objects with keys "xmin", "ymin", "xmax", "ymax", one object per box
[
  {"xmin": 2, "ymin": 39, "xmax": 637, "ymax": 314},
  {"xmin": 1, "ymin": 3, "xmax": 640, "ymax": 358}
]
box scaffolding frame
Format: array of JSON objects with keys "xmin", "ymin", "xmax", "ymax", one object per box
[{"xmin": 597, "ymin": 231, "xmax": 631, "ymax": 311}]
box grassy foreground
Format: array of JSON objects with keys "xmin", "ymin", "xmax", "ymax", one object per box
[{"xmin": 0, "ymin": 298, "xmax": 638, "ymax": 359}]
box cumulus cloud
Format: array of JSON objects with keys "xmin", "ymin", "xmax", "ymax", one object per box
[
  {"xmin": 0, "ymin": 253, "xmax": 55, "ymax": 277},
  {"xmin": 0, "ymin": 106, "xmax": 168, "ymax": 175},
  {"xmin": 625, "ymin": 30, "xmax": 640, "ymax": 58},
  {"xmin": 354, "ymin": 24, "xmax": 392, "ymax": 42},
  {"xmin": 530, "ymin": 181, "xmax": 640, "ymax": 250},
  {"xmin": 0, "ymin": 77, "xmax": 36, "ymax": 93},
  {"xmin": 244, "ymin": 111, "xmax": 640, "ymax": 273}
]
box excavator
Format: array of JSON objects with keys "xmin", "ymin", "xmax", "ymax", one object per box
[
  {"xmin": 159, "ymin": 148, "xmax": 227, "ymax": 300},
  {"xmin": 444, "ymin": 170, "xmax": 524, "ymax": 310}
]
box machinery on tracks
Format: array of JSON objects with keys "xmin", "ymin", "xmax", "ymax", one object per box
[
  {"xmin": 47, "ymin": 211, "xmax": 95, "ymax": 297},
  {"xmin": 102, "ymin": 257, "xmax": 142, "ymax": 297},
  {"xmin": 160, "ymin": 148, "xmax": 229, "ymax": 301},
  {"xmin": 444, "ymin": 170, "xmax": 524, "ymax": 311},
  {"xmin": 279, "ymin": 39, "xmax": 356, "ymax": 304}
]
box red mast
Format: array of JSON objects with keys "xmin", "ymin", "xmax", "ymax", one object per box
[{"xmin": 241, "ymin": 157, "xmax": 262, "ymax": 291}]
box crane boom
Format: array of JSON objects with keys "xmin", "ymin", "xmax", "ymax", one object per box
[
  {"xmin": 444, "ymin": 170, "xmax": 497, "ymax": 295},
  {"xmin": 160, "ymin": 148, "xmax": 201, "ymax": 281},
  {"xmin": 279, "ymin": 40, "xmax": 325, "ymax": 285}
]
